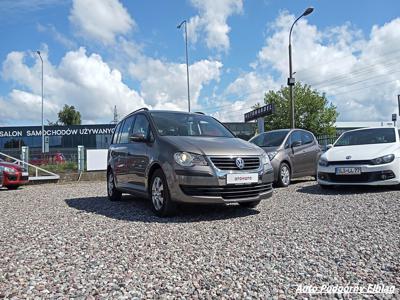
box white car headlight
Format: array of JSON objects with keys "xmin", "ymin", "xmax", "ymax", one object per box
[
  {"xmin": 174, "ymin": 152, "xmax": 208, "ymax": 167},
  {"xmin": 267, "ymin": 151, "xmax": 278, "ymax": 160},
  {"xmin": 318, "ymin": 157, "xmax": 329, "ymax": 167},
  {"xmin": 3, "ymin": 166, "xmax": 16, "ymax": 174},
  {"xmin": 261, "ymin": 153, "xmax": 273, "ymax": 170},
  {"xmin": 370, "ymin": 154, "xmax": 395, "ymax": 165}
]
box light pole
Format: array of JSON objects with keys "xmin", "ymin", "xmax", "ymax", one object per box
[
  {"xmin": 36, "ymin": 51, "xmax": 44, "ymax": 153},
  {"xmin": 177, "ymin": 20, "xmax": 191, "ymax": 112},
  {"xmin": 288, "ymin": 7, "xmax": 314, "ymax": 128}
]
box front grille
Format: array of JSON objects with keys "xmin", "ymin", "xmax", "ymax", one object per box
[
  {"xmin": 327, "ymin": 160, "xmax": 371, "ymax": 166},
  {"xmin": 180, "ymin": 183, "xmax": 272, "ymax": 200},
  {"xmin": 209, "ymin": 156, "xmax": 260, "ymax": 170},
  {"xmin": 318, "ymin": 171, "xmax": 395, "ymax": 183}
]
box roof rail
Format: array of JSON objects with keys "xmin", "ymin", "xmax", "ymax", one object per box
[
  {"xmin": 132, "ymin": 107, "xmax": 149, "ymax": 113},
  {"xmin": 194, "ymin": 111, "xmax": 205, "ymax": 115}
]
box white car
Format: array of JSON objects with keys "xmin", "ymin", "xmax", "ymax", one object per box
[{"xmin": 318, "ymin": 127, "xmax": 400, "ymax": 187}]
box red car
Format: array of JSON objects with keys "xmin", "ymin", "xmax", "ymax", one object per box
[
  {"xmin": 0, "ymin": 159, "xmax": 29, "ymax": 189},
  {"xmin": 30, "ymin": 152, "xmax": 66, "ymax": 166}
]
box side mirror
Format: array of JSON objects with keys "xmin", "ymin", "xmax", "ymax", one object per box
[
  {"xmin": 130, "ymin": 132, "xmax": 147, "ymax": 142},
  {"xmin": 291, "ymin": 140, "xmax": 302, "ymax": 148},
  {"xmin": 326, "ymin": 144, "xmax": 333, "ymax": 150}
]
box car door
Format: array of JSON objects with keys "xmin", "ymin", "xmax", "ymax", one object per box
[
  {"xmin": 300, "ymin": 130, "xmax": 320, "ymax": 175},
  {"xmin": 125, "ymin": 114, "xmax": 151, "ymax": 191},
  {"xmin": 288, "ymin": 130, "xmax": 306, "ymax": 176},
  {"xmin": 115, "ymin": 116, "xmax": 136, "ymax": 187},
  {"xmin": 108, "ymin": 120, "xmax": 124, "ymax": 186}
]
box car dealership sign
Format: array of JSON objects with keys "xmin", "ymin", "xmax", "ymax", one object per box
[
  {"xmin": 244, "ymin": 104, "xmax": 275, "ymax": 122},
  {"xmin": 0, "ymin": 125, "xmax": 115, "ymax": 138}
]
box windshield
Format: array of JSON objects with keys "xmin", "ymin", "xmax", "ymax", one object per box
[
  {"xmin": 335, "ymin": 128, "xmax": 396, "ymax": 147},
  {"xmin": 150, "ymin": 112, "xmax": 235, "ymax": 138},
  {"xmin": 250, "ymin": 130, "xmax": 289, "ymax": 147}
]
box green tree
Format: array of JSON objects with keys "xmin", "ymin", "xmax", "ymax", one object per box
[
  {"xmin": 57, "ymin": 105, "xmax": 82, "ymax": 125},
  {"xmin": 262, "ymin": 83, "xmax": 338, "ymax": 136}
]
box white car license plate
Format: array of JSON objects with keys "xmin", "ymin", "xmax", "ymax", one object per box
[
  {"xmin": 335, "ymin": 167, "xmax": 361, "ymax": 175},
  {"xmin": 226, "ymin": 173, "xmax": 258, "ymax": 184},
  {"xmin": 22, "ymin": 172, "xmax": 29, "ymax": 177}
]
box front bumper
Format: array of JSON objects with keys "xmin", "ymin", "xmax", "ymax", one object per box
[
  {"xmin": 3, "ymin": 172, "xmax": 29, "ymax": 186},
  {"xmin": 168, "ymin": 165, "xmax": 274, "ymax": 204},
  {"xmin": 317, "ymin": 159, "xmax": 400, "ymax": 186}
]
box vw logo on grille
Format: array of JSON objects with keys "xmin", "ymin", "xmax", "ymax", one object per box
[
  {"xmin": 235, "ymin": 157, "xmax": 245, "ymax": 169},
  {"xmin": 346, "ymin": 155, "xmax": 352, "ymax": 160}
]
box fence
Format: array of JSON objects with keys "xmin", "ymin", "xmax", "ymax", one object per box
[{"xmin": 316, "ymin": 133, "xmax": 341, "ymax": 148}]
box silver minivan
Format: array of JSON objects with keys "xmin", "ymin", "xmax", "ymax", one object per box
[
  {"xmin": 250, "ymin": 129, "xmax": 321, "ymax": 187},
  {"xmin": 107, "ymin": 109, "xmax": 274, "ymax": 217}
]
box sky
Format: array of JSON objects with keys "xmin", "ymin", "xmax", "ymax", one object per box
[{"xmin": 0, "ymin": 0, "xmax": 399, "ymax": 126}]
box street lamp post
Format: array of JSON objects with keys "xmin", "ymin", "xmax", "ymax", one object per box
[
  {"xmin": 288, "ymin": 7, "xmax": 314, "ymax": 129},
  {"xmin": 177, "ymin": 20, "xmax": 191, "ymax": 112},
  {"xmin": 36, "ymin": 51, "xmax": 44, "ymax": 154}
]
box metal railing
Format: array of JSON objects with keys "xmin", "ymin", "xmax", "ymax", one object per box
[{"xmin": 0, "ymin": 152, "xmax": 60, "ymax": 181}]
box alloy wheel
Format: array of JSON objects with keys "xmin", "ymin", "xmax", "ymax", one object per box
[
  {"xmin": 281, "ymin": 165, "xmax": 290, "ymax": 186},
  {"xmin": 152, "ymin": 177, "xmax": 164, "ymax": 211}
]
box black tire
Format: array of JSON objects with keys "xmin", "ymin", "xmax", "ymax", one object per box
[
  {"xmin": 276, "ymin": 162, "xmax": 291, "ymax": 187},
  {"xmin": 239, "ymin": 200, "xmax": 261, "ymax": 208},
  {"xmin": 107, "ymin": 170, "xmax": 122, "ymax": 201},
  {"xmin": 150, "ymin": 169, "xmax": 176, "ymax": 217},
  {"xmin": 6, "ymin": 185, "xmax": 19, "ymax": 190}
]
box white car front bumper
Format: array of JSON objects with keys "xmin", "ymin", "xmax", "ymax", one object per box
[{"xmin": 317, "ymin": 158, "xmax": 400, "ymax": 186}]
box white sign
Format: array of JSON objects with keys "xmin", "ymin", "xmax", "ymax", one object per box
[
  {"xmin": 86, "ymin": 149, "xmax": 108, "ymax": 171},
  {"xmin": 226, "ymin": 173, "xmax": 258, "ymax": 184}
]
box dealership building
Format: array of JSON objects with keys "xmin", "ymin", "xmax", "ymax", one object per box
[{"xmin": 0, "ymin": 123, "xmax": 257, "ymax": 151}]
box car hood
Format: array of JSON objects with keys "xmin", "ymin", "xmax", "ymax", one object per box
[
  {"xmin": 161, "ymin": 136, "xmax": 263, "ymax": 156},
  {"xmin": 260, "ymin": 146, "xmax": 280, "ymax": 153},
  {"xmin": 323, "ymin": 143, "xmax": 400, "ymax": 161}
]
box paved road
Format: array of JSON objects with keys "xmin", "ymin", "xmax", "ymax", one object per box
[{"xmin": 0, "ymin": 181, "xmax": 399, "ymax": 299}]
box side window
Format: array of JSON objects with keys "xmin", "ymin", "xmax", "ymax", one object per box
[
  {"xmin": 301, "ymin": 131, "xmax": 314, "ymax": 145},
  {"xmin": 290, "ymin": 131, "xmax": 302, "ymax": 147},
  {"xmin": 119, "ymin": 116, "xmax": 135, "ymax": 144},
  {"xmin": 131, "ymin": 114, "xmax": 150, "ymax": 140},
  {"xmin": 112, "ymin": 122, "xmax": 123, "ymax": 144}
]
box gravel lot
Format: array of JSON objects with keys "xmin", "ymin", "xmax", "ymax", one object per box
[{"xmin": 0, "ymin": 180, "xmax": 399, "ymax": 299}]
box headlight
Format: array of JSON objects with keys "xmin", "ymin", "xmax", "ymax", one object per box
[
  {"xmin": 261, "ymin": 153, "xmax": 273, "ymax": 170},
  {"xmin": 174, "ymin": 152, "xmax": 208, "ymax": 167},
  {"xmin": 267, "ymin": 151, "xmax": 277, "ymax": 160},
  {"xmin": 370, "ymin": 154, "xmax": 395, "ymax": 165},
  {"xmin": 318, "ymin": 157, "xmax": 329, "ymax": 167},
  {"xmin": 3, "ymin": 166, "xmax": 16, "ymax": 173}
]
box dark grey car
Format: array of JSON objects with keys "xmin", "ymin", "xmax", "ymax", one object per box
[
  {"xmin": 107, "ymin": 109, "xmax": 274, "ymax": 217},
  {"xmin": 249, "ymin": 129, "xmax": 321, "ymax": 187}
]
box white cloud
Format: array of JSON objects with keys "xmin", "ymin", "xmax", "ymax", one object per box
[
  {"xmin": 256, "ymin": 12, "xmax": 400, "ymax": 121},
  {"xmin": 1, "ymin": 47, "xmax": 146, "ymax": 124},
  {"xmin": 128, "ymin": 57, "xmax": 222, "ymax": 110},
  {"xmin": 37, "ymin": 23, "xmax": 77, "ymax": 49},
  {"xmin": 207, "ymin": 72, "xmax": 279, "ymax": 122},
  {"xmin": 188, "ymin": 0, "xmax": 243, "ymax": 51},
  {"xmin": 69, "ymin": 0, "xmax": 134, "ymax": 45}
]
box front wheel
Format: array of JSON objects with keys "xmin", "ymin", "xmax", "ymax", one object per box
[
  {"xmin": 150, "ymin": 169, "xmax": 176, "ymax": 217},
  {"xmin": 107, "ymin": 171, "xmax": 122, "ymax": 201},
  {"xmin": 276, "ymin": 163, "xmax": 291, "ymax": 187},
  {"xmin": 239, "ymin": 200, "xmax": 260, "ymax": 208}
]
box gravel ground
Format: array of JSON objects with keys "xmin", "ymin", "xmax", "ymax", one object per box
[{"xmin": 0, "ymin": 180, "xmax": 399, "ymax": 299}]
